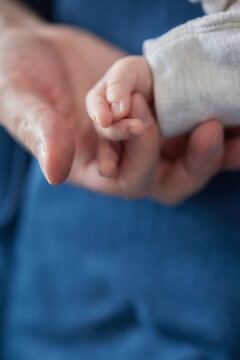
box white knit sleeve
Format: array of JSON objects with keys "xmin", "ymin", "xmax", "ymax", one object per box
[
  {"xmin": 190, "ymin": 0, "xmax": 240, "ymax": 14},
  {"xmin": 143, "ymin": 11, "xmax": 240, "ymax": 137}
]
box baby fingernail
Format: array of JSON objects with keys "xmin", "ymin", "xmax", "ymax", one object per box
[
  {"xmin": 142, "ymin": 115, "xmax": 154, "ymax": 127},
  {"xmin": 111, "ymin": 102, "xmax": 121, "ymax": 115}
]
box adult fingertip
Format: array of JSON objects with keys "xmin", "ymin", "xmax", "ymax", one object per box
[
  {"xmin": 37, "ymin": 125, "xmax": 75, "ymax": 186},
  {"xmin": 47, "ymin": 139, "xmax": 75, "ymax": 186},
  {"xmin": 130, "ymin": 93, "xmax": 154, "ymax": 128},
  {"xmin": 98, "ymin": 160, "xmax": 117, "ymax": 178},
  {"xmin": 128, "ymin": 119, "xmax": 145, "ymax": 137},
  {"xmin": 95, "ymin": 112, "xmax": 113, "ymax": 129}
]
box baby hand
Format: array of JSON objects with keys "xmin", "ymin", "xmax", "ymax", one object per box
[{"xmin": 86, "ymin": 56, "xmax": 153, "ymax": 141}]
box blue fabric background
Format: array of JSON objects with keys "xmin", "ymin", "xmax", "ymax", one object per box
[{"xmin": 1, "ymin": 0, "xmax": 240, "ymax": 359}]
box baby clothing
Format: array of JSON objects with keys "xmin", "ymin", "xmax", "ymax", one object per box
[
  {"xmin": 192, "ymin": 0, "xmax": 240, "ymax": 14},
  {"xmin": 144, "ymin": 0, "xmax": 240, "ymax": 137}
]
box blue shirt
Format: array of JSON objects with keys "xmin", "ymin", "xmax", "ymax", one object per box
[{"xmin": 1, "ymin": 1, "xmax": 240, "ymax": 359}]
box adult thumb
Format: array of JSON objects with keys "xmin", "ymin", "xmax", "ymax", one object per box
[{"xmin": 0, "ymin": 88, "xmax": 75, "ymax": 185}]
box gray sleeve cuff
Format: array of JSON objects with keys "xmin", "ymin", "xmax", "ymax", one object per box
[{"xmin": 143, "ymin": 11, "xmax": 240, "ymax": 138}]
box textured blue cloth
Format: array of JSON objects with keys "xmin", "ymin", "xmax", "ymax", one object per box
[{"xmin": 1, "ymin": 0, "xmax": 240, "ymax": 359}]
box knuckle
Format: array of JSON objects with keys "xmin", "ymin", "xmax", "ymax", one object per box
[
  {"xmin": 110, "ymin": 58, "xmax": 128, "ymax": 72},
  {"xmin": 113, "ymin": 56, "xmax": 139, "ymax": 70},
  {"xmin": 106, "ymin": 81, "xmax": 122, "ymax": 98}
]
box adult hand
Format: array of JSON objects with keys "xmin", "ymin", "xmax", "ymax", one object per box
[
  {"xmin": 0, "ymin": 25, "xmax": 159, "ymax": 196},
  {"xmin": 151, "ymin": 119, "xmax": 224, "ymax": 205},
  {"xmin": 150, "ymin": 115, "xmax": 240, "ymax": 205},
  {"xmin": 0, "ymin": 24, "xmax": 236, "ymax": 205},
  {"xmin": 96, "ymin": 93, "xmax": 225, "ymax": 204}
]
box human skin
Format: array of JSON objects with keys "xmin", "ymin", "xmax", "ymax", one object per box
[
  {"xmin": 0, "ymin": 0, "xmax": 239, "ymax": 205},
  {"xmin": 86, "ymin": 56, "xmax": 153, "ymax": 130}
]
